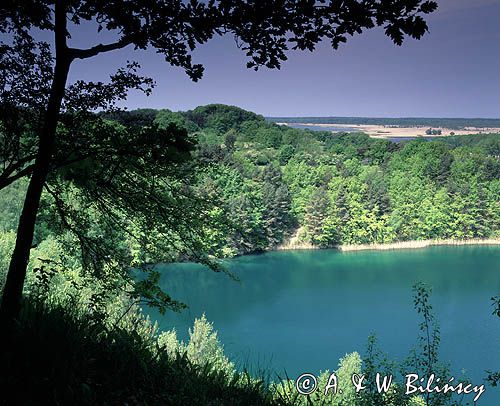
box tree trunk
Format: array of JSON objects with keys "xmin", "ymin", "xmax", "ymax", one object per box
[{"xmin": 0, "ymin": 0, "xmax": 71, "ymax": 325}]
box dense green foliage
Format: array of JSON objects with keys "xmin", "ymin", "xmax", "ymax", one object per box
[
  {"xmin": 151, "ymin": 105, "xmax": 499, "ymax": 254},
  {"xmin": 0, "ymin": 300, "xmax": 282, "ymax": 405},
  {"xmin": 1, "ymin": 104, "xmax": 498, "ymax": 298},
  {"xmin": 3, "ymin": 1, "xmax": 480, "ymax": 402},
  {"xmin": 3, "ymin": 104, "xmax": 497, "ymax": 278},
  {"xmin": 102, "ymin": 105, "xmax": 500, "ymax": 255},
  {"xmin": 1, "ymin": 104, "xmax": 497, "ymax": 404}
]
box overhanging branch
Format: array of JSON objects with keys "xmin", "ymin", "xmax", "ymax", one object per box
[
  {"xmin": 69, "ymin": 38, "xmax": 132, "ymax": 60},
  {"xmin": 0, "ymin": 164, "xmax": 35, "ymax": 190}
]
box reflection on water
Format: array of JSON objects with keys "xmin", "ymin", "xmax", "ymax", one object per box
[{"xmin": 144, "ymin": 246, "xmax": 500, "ymax": 405}]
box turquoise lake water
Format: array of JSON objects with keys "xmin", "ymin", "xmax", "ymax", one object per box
[{"xmin": 145, "ymin": 246, "xmax": 500, "ymax": 404}]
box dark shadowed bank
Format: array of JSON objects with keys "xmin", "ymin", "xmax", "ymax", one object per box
[{"xmin": 0, "ymin": 299, "xmax": 282, "ymax": 406}]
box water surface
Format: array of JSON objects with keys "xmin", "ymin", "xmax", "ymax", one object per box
[{"xmin": 145, "ymin": 246, "xmax": 500, "ymax": 404}]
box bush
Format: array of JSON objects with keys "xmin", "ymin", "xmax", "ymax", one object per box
[{"xmin": 0, "ymin": 299, "xmax": 281, "ymax": 406}]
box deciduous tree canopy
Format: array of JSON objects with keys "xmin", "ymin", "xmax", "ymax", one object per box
[{"xmin": 0, "ymin": 0, "xmax": 437, "ymax": 322}]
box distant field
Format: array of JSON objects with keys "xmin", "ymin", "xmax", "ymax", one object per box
[{"xmin": 267, "ymin": 116, "xmax": 500, "ymax": 129}]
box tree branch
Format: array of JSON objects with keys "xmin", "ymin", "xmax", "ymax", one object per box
[
  {"xmin": 0, "ymin": 164, "xmax": 35, "ymax": 190},
  {"xmin": 1, "ymin": 154, "xmax": 37, "ymax": 179},
  {"xmin": 69, "ymin": 38, "xmax": 132, "ymax": 60}
]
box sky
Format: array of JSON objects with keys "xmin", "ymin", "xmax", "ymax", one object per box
[{"xmin": 61, "ymin": 0, "xmax": 500, "ymax": 117}]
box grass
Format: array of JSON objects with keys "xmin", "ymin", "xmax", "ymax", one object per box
[{"xmin": 0, "ymin": 299, "xmax": 286, "ymax": 406}]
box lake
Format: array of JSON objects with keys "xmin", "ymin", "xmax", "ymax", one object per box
[{"xmin": 145, "ymin": 246, "xmax": 500, "ymax": 404}]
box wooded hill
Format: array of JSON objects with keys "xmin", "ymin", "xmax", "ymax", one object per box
[{"xmin": 107, "ymin": 104, "xmax": 500, "ymax": 255}]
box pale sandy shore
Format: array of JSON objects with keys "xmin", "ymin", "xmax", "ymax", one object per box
[
  {"xmin": 339, "ymin": 238, "xmax": 500, "ymax": 252},
  {"xmin": 277, "ymin": 238, "xmax": 500, "ymax": 252},
  {"xmin": 277, "ymin": 122, "xmax": 500, "ymax": 139}
]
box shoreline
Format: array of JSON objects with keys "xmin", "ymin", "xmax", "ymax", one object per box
[
  {"xmin": 276, "ymin": 122, "xmax": 500, "ymax": 139},
  {"xmin": 276, "ymin": 238, "xmax": 500, "ymax": 253}
]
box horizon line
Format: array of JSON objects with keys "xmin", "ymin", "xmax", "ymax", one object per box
[{"xmin": 265, "ymin": 116, "xmax": 500, "ymax": 120}]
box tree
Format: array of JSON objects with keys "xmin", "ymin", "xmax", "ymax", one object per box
[
  {"xmin": 260, "ymin": 164, "xmax": 294, "ymax": 247},
  {"xmin": 224, "ymin": 129, "xmax": 237, "ymax": 153},
  {"xmin": 278, "ymin": 144, "xmax": 295, "ymax": 165},
  {"xmin": 185, "ymin": 104, "xmax": 263, "ymax": 134},
  {"xmin": 305, "ymin": 186, "xmax": 339, "ymax": 247},
  {"xmin": 0, "ymin": 0, "xmax": 437, "ymax": 323}
]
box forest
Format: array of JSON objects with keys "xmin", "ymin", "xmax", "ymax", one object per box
[
  {"xmin": 3, "ymin": 103, "xmax": 499, "ymax": 256},
  {"xmin": 115, "ymin": 105, "xmax": 500, "ymax": 255},
  {"xmin": 4, "ymin": 1, "xmax": 498, "ymax": 404},
  {"xmin": 1, "ymin": 104, "xmax": 499, "ymax": 405},
  {"xmin": 3, "ymin": 102, "xmax": 499, "ymax": 303}
]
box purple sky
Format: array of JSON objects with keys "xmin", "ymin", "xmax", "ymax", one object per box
[{"xmin": 62, "ymin": 0, "xmax": 500, "ymax": 117}]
